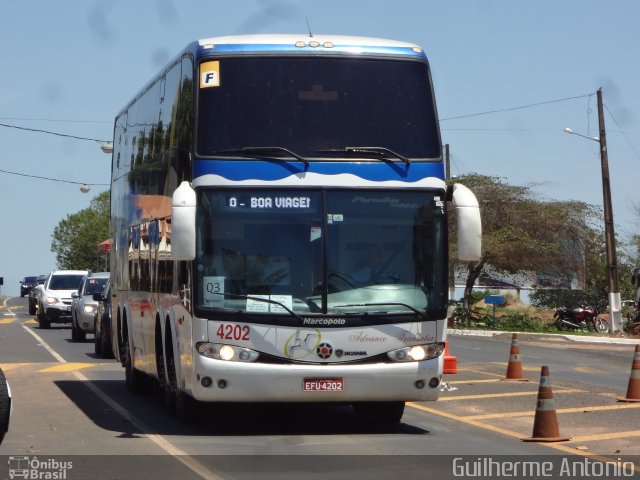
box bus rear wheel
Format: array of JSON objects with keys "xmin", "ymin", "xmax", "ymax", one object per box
[
  {"xmin": 164, "ymin": 336, "xmax": 196, "ymax": 422},
  {"xmin": 353, "ymin": 401, "xmax": 405, "ymax": 423},
  {"xmin": 123, "ymin": 334, "xmax": 149, "ymax": 394}
]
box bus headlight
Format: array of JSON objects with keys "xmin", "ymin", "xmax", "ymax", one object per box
[
  {"xmin": 387, "ymin": 343, "xmax": 444, "ymax": 362},
  {"xmin": 196, "ymin": 342, "xmax": 259, "ymax": 362}
]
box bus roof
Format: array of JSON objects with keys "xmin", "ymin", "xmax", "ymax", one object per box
[{"xmin": 195, "ymin": 34, "xmax": 426, "ymax": 57}]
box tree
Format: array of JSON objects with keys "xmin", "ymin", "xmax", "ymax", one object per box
[
  {"xmin": 449, "ymin": 174, "xmax": 598, "ymax": 319},
  {"xmin": 51, "ymin": 191, "xmax": 110, "ymax": 271}
]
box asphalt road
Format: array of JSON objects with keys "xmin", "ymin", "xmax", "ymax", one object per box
[{"xmin": 1, "ymin": 296, "xmax": 639, "ymax": 479}]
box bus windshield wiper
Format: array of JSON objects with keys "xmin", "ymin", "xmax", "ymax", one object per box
[
  {"xmin": 208, "ymin": 292, "xmax": 303, "ymax": 322},
  {"xmin": 315, "ymin": 147, "xmax": 410, "ymax": 166},
  {"xmin": 332, "ymin": 302, "xmax": 427, "ymax": 320},
  {"xmin": 212, "ymin": 147, "xmax": 309, "ymax": 168}
]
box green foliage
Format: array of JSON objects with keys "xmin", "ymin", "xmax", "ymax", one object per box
[
  {"xmin": 449, "ymin": 173, "xmax": 600, "ymax": 319},
  {"xmin": 471, "ymin": 290, "xmax": 490, "ymax": 304},
  {"xmin": 494, "ymin": 313, "xmax": 551, "ymax": 332},
  {"xmin": 50, "ymin": 191, "xmax": 110, "ymax": 271},
  {"xmin": 452, "ymin": 305, "xmax": 553, "ymax": 332}
]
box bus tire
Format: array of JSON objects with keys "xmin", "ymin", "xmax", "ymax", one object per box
[
  {"xmin": 123, "ymin": 333, "xmax": 149, "ymax": 394},
  {"xmin": 164, "ymin": 330, "xmax": 178, "ymax": 415},
  {"xmin": 0, "ymin": 368, "xmax": 11, "ymax": 444},
  {"xmin": 353, "ymin": 401, "xmax": 405, "ymax": 423}
]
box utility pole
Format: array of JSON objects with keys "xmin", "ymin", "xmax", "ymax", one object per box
[
  {"xmin": 597, "ymin": 88, "xmax": 622, "ymax": 334},
  {"xmin": 445, "ymin": 143, "xmax": 451, "ymax": 181}
]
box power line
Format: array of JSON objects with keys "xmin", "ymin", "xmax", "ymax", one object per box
[
  {"xmin": 0, "ymin": 116, "xmax": 111, "ymax": 124},
  {"xmin": 439, "ymin": 93, "xmax": 595, "ymax": 121},
  {"xmin": 604, "ymin": 104, "xmax": 640, "ymax": 163},
  {"xmin": 0, "ymin": 168, "xmax": 108, "ymax": 186},
  {"xmin": 0, "ymin": 122, "xmax": 110, "ymax": 144}
]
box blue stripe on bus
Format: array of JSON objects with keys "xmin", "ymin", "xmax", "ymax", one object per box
[
  {"xmin": 193, "ymin": 160, "xmax": 444, "ymax": 182},
  {"xmin": 197, "ymin": 43, "xmax": 425, "ymax": 58}
]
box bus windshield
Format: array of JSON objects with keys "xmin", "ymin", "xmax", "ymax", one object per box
[
  {"xmin": 195, "ymin": 189, "xmax": 447, "ymax": 318},
  {"xmin": 197, "ymin": 56, "xmax": 440, "ymax": 160}
]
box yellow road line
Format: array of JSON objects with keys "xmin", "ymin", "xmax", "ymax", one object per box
[
  {"xmin": 0, "ymin": 363, "xmax": 34, "ymax": 371},
  {"xmin": 23, "ymin": 319, "xmax": 37, "ymax": 324},
  {"xmin": 566, "ymin": 430, "xmax": 640, "ymax": 443},
  {"xmin": 439, "ymin": 388, "xmax": 582, "ymax": 401},
  {"xmin": 458, "ymin": 368, "xmax": 505, "ymax": 378},
  {"xmin": 575, "ymin": 365, "xmax": 605, "ymax": 374},
  {"xmin": 446, "ymin": 378, "xmax": 504, "ymax": 384},
  {"xmin": 0, "ymin": 318, "xmax": 16, "ymax": 324},
  {"xmin": 407, "ymin": 402, "xmax": 639, "ymax": 469},
  {"xmin": 465, "ymin": 402, "xmax": 640, "ymax": 420},
  {"xmin": 492, "ymin": 362, "xmax": 540, "ymax": 372},
  {"xmin": 408, "ymin": 402, "xmax": 525, "ymax": 438},
  {"xmin": 38, "ymin": 363, "xmax": 96, "ymax": 373}
]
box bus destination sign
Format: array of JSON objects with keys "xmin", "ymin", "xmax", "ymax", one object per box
[{"xmin": 226, "ymin": 196, "xmax": 311, "ymax": 209}]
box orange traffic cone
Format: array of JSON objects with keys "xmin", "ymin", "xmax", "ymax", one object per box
[
  {"xmin": 618, "ymin": 344, "xmax": 640, "ymax": 403},
  {"xmin": 504, "ymin": 333, "xmax": 526, "ymax": 381},
  {"xmin": 443, "ymin": 340, "xmax": 457, "ymax": 374},
  {"xmin": 523, "ymin": 366, "xmax": 570, "ymax": 442}
]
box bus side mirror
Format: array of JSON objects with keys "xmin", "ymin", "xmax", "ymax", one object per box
[
  {"xmin": 450, "ymin": 183, "xmax": 482, "ymax": 262},
  {"xmin": 171, "ymin": 181, "xmax": 196, "ymax": 261}
]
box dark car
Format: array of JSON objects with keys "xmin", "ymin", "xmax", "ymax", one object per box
[
  {"xmin": 93, "ymin": 279, "xmax": 114, "ymax": 358},
  {"xmin": 19, "ymin": 276, "xmax": 37, "ymax": 297},
  {"xmin": 28, "ymin": 275, "xmax": 47, "ymax": 315}
]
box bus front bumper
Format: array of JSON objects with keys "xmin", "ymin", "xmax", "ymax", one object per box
[{"xmin": 189, "ymin": 354, "xmax": 443, "ymax": 403}]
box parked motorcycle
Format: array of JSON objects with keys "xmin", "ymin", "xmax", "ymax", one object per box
[{"xmin": 554, "ymin": 305, "xmax": 609, "ymax": 333}]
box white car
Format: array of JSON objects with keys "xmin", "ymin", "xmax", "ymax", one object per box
[{"xmin": 37, "ymin": 270, "xmax": 88, "ymax": 329}]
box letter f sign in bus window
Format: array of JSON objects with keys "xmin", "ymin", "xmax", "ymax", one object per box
[{"xmin": 200, "ymin": 61, "xmax": 220, "ymax": 88}]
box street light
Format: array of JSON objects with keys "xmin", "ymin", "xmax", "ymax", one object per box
[
  {"xmin": 563, "ymin": 128, "xmax": 599, "ymax": 142},
  {"xmin": 100, "ymin": 142, "xmax": 113, "ymax": 154},
  {"xmin": 564, "ymin": 88, "xmax": 622, "ymax": 334}
]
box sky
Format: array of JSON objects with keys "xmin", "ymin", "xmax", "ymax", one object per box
[{"xmin": 1, "ymin": 0, "xmax": 639, "ymax": 296}]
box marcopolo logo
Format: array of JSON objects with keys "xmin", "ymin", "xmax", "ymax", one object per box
[
  {"xmin": 301, "ymin": 317, "xmax": 346, "ymax": 326},
  {"xmin": 8, "ymin": 456, "xmax": 73, "ymax": 480}
]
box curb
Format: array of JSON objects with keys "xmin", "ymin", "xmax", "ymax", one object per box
[{"xmin": 449, "ymin": 328, "xmax": 640, "ymax": 345}]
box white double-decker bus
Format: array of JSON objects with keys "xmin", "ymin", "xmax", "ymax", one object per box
[{"xmin": 108, "ymin": 34, "xmax": 481, "ymax": 422}]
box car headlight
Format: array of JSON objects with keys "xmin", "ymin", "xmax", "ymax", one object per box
[
  {"xmin": 387, "ymin": 343, "xmax": 445, "ymax": 362},
  {"xmin": 83, "ymin": 304, "xmax": 97, "ymax": 314},
  {"xmin": 196, "ymin": 342, "xmax": 259, "ymax": 362},
  {"xmin": 46, "ymin": 297, "xmax": 59, "ymax": 305}
]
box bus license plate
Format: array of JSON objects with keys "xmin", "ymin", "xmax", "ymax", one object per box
[{"xmin": 303, "ymin": 378, "xmax": 343, "ymax": 391}]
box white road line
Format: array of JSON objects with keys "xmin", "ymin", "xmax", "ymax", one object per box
[
  {"xmin": 21, "ymin": 325, "xmax": 67, "ymax": 364},
  {"xmin": 20, "ymin": 324, "xmax": 223, "ymax": 480},
  {"xmin": 71, "ymin": 370, "xmax": 223, "ymax": 480}
]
